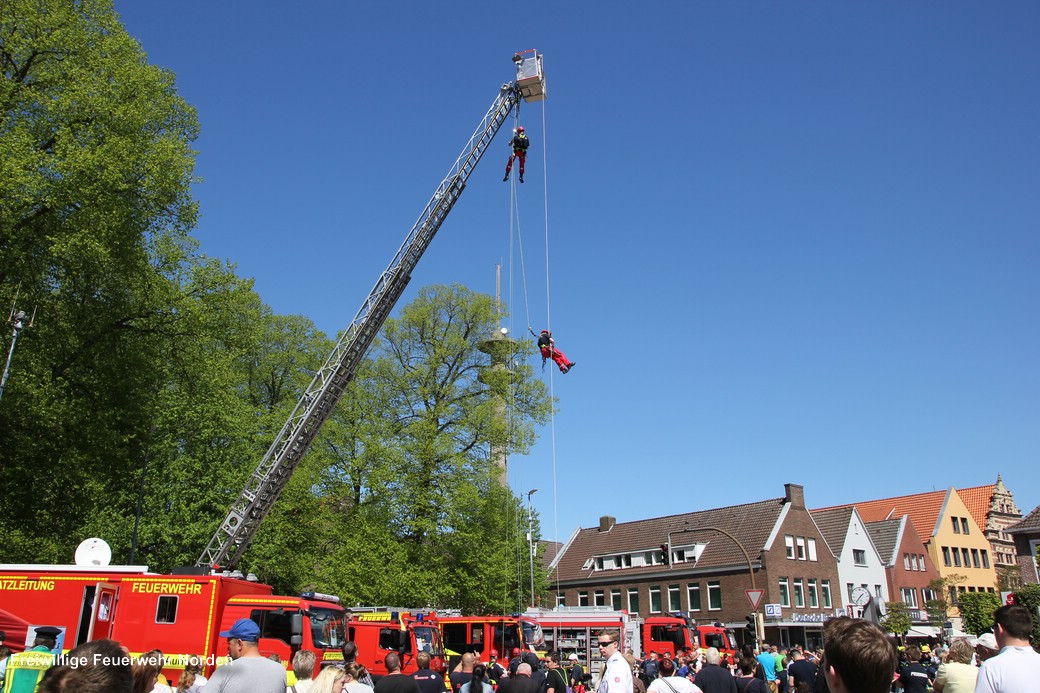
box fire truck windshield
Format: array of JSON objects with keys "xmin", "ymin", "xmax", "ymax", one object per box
[
  {"xmin": 413, "ymin": 626, "xmax": 444, "ymax": 657},
  {"xmin": 522, "ymin": 620, "xmax": 545, "ymax": 650},
  {"xmin": 310, "ymin": 607, "xmax": 348, "ymax": 649}
]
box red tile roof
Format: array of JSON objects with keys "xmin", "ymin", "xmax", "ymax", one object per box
[
  {"xmin": 956, "ymin": 485, "xmax": 995, "ymax": 532},
  {"xmin": 815, "ymin": 489, "xmax": 949, "ymax": 542}
]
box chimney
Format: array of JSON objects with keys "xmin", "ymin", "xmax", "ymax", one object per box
[
  {"xmin": 784, "ymin": 483, "xmax": 805, "ymax": 509},
  {"xmin": 599, "ymin": 515, "xmax": 616, "ymax": 532}
]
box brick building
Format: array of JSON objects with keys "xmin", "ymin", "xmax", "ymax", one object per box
[
  {"xmin": 865, "ymin": 516, "xmax": 941, "ymax": 637},
  {"xmin": 549, "ymin": 483, "xmax": 841, "ymax": 649}
]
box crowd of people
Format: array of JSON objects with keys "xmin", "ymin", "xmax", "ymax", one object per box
[{"xmin": 1, "ymin": 605, "xmax": 1036, "ymax": 693}]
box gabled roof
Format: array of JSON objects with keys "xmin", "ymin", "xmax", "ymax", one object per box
[
  {"xmin": 553, "ymin": 497, "xmax": 786, "ymax": 582},
  {"xmin": 540, "ymin": 540, "xmax": 563, "ymax": 571},
  {"xmin": 815, "ymin": 489, "xmax": 948, "ymax": 541},
  {"xmin": 865, "ymin": 518, "xmax": 903, "ymax": 566},
  {"xmin": 1006, "ymin": 504, "xmax": 1040, "ymax": 535},
  {"xmin": 956, "ymin": 484, "xmax": 995, "ymax": 532},
  {"xmin": 810, "ymin": 507, "xmax": 855, "ymax": 557}
]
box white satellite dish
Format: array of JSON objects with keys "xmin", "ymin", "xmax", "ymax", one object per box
[{"xmin": 74, "ymin": 538, "xmax": 112, "ymax": 567}]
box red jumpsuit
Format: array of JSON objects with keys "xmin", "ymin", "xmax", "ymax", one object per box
[
  {"xmin": 537, "ymin": 331, "xmax": 574, "ymax": 373},
  {"xmin": 504, "ymin": 133, "xmax": 529, "ymax": 179}
]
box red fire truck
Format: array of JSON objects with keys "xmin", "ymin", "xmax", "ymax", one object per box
[
  {"xmin": 643, "ymin": 615, "xmax": 738, "ymax": 659},
  {"xmin": 340, "ymin": 610, "xmax": 446, "ymax": 677},
  {"xmin": 439, "ymin": 614, "xmax": 544, "ymax": 669},
  {"xmin": 0, "ymin": 563, "xmax": 348, "ymax": 683}
]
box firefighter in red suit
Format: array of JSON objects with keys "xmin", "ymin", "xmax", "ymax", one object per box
[
  {"xmin": 529, "ymin": 327, "xmax": 576, "ymax": 374},
  {"xmin": 503, "ymin": 126, "xmax": 530, "ymax": 183}
]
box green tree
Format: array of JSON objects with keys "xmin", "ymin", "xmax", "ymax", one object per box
[
  {"xmin": 882, "ymin": 601, "xmax": 913, "ymax": 637},
  {"xmin": 958, "ymin": 591, "xmax": 1002, "ymax": 636}
]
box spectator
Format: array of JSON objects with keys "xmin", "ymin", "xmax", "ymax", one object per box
[
  {"xmin": 500, "ymin": 663, "xmax": 540, "ymax": 693},
  {"xmin": 648, "ymin": 656, "xmax": 703, "ymax": 693},
  {"xmin": 341, "ymin": 642, "xmax": 375, "ymax": 688},
  {"xmin": 451, "ymin": 652, "xmax": 477, "ymax": 693},
  {"xmin": 486, "ymin": 650, "xmax": 506, "ymax": 686},
  {"xmin": 972, "ymin": 634, "xmax": 999, "ymax": 666},
  {"xmin": 373, "ymin": 653, "xmax": 421, "ymax": 693},
  {"xmin": 596, "ymin": 630, "xmax": 632, "ymax": 693},
  {"xmin": 311, "ymin": 667, "xmax": 347, "ymax": 693},
  {"xmin": 897, "ymin": 646, "xmax": 929, "ymax": 693},
  {"xmin": 4, "ymin": 625, "xmax": 60, "ymax": 693},
  {"xmin": 132, "ymin": 655, "xmax": 163, "ymax": 693},
  {"xmin": 695, "ymin": 648, "xmax": 737, "ymax": 693},
  {"xmin": 344, "ymin": 663, "xmax": 375, "ymax": 693},
  {"xmin": 290, "ymin": 650, "xmax": 318, "ymax": 693},
  {"xmin": 821, "ymin": 619, "xmax": 898, "ymax": 693},
  {"xmin": 786, "ymin": 649, "xmax": 816, "ymax": 693},
  {"xmin": 36, "ymin": 639, "xmax": 132, "ymax": 693},
  {"xmin": 931, "ymin": 640, "xmax": 975, "ymax": 693},
  {"xmin": 974, "ymin": 604, "xmax": 1040, "ymax": 693},
  {"xmin": 413, "ymin": 652, "xmax": 443, "ymax": 693},
  {"xmin": 179, "ymin": 654, "xmax": 208, "ymax": 693},
  {"xmin": 734, "ymin": 658, "xmax": 767, "ymax": 693},
  {"xmin": 206, "ymin": 618, "xmax": 287, "ymax": 693},
  {"xmin": 461, "ymin": 664, "xmax": 494, "ymax": 693},
  {"xmin": 545, "ymin": 655, "xmax": 569, "ymax": 693}
]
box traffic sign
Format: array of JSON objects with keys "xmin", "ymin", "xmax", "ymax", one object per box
[{"xmin": 746, "ymin": 589, "xmax": 765, "ymax": 611}]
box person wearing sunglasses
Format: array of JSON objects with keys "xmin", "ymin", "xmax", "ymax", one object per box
[{"xmin": 596, "ymin": 632, "xmax": 632, "ymax": 693}]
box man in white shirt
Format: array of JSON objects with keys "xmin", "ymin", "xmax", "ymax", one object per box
[
  {"xmin": 974, "ymin": 604, "xmax": 1040, "ymax": 693},
  {"xmin": 596, "ymin": 631, "xmax": 632, "ymax": 693}
]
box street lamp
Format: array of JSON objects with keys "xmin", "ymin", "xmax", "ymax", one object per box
[{"xmin": 527, "ymin": 489, "xmax": 538, "ymax": 607}]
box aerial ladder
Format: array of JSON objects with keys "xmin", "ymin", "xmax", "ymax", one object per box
[{"xmin": 197, "ymin": 50, "xmax": 546, "ymax": 570}]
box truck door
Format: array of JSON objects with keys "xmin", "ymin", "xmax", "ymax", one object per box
[{"xmin": 88, "ymin": 583, "xmax": 118, "ymax": 641}]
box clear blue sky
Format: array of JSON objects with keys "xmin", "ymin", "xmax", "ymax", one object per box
[{"xmin": 115, "ymin": 2, "xmax": 1039, "ymax": 547}]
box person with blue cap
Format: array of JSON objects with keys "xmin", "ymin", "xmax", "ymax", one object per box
[{"xmin": 203, "ymin": 618, "xmax": 286, "ymax": 693}]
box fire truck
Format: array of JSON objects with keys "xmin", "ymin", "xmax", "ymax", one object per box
[
  {"xmin": 526, "ymin": 608, "xmax": 738, "ymax": 675},
  {"xmin": 334, "ymin": 610, "xmax": 445, "ymax": 677},
  {"xmin": 0, "ymin": 563, "xmax": 348, "ymax": 682},
  {"xmin": 439, "ymin": 614, "xmax": 544, "ymax": 669}
]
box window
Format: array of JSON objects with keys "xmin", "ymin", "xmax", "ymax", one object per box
[
  {"xmin": 971, "ymin": 549, "xmax": 980, "ymax": 568},
  {"xmin": 687, "ymin": 583, "xmax": 702, "ymax": 611},
  {"xmin": 923, "ymin": 588, "xmax": 936, "ymax": 603},
  {"xmin": 708, "ymin": 581, "xmax": 722, "ymax": 610},
  {"xmin": 649, "ymin": 586, "xmax": 662, "ymax": 614},
  {"xmin": 962, "ymin": 548, "xmax": 970, "ymax": 566},
  {"xmin": 952, "ymin": 517, "xmax": 961, "ymax": 534},
  {"xmin": 910, "ymin": 554, "xmax": 919, "ymax": 571},
  {"xmin": 156, "ymin": 596, "xmax": 178, "ymax": 623},
  {"xmin": 779, "ymin": 577, "xmax": 790, "ymax": 607},
  {"xmin": 808, "ymin": 579, "xmax": 819, "ymax": 608},
  {"xmin": 556, "ymin": 594, "xmax": 566, "ymax": 607},
  {"xmin": 981, "ymin": 550, "xmax": 990, "ymax": 569},
  {"xmin": 919, "ymin": 554, "xmax": 926, "ymax": 570},
  {"xmin": 628, "ymin": 588, "xmax": 640, "ymax": 614},
  {"xmin": 786, "ymin": 535, "xmax": 795, "ymax": 559},
  {"xmin": 949, "ymin": 586, "xmax": 958, "ymax": 606},
  {"xmin": 952, "ymin": 549, "xmax": 961, "ymax": 567},
  {"xmin": 623, "ymin": 554, "xmax": 632, "ymax": 568},
  {"xmin": 794, "ymin": 579, "xmax": 805, "ymax": 608},
  {"xmin": 961, "ymin": 517, "xmax": 969, "ymax": 534},
  {"xmin": 668, "ymin": 584, "xmax": 681, "ymax": 611},
  {"xmin": 853, "ymin": 549, "xmax": 867, "ymax": 566},
  {"xmin": 579, "ymin": 591, "xmax": 589, "ymax": 607},
  {"xmin": 942, "ymin": 547, "xmax": 952, "ymax": 567},
  {"xmin": 847, "ymin": 583, "xmax": 855, "ymax": 601},
  {"xmin": 808, "ymin": 538, "xmax": 818, "ymax": 561},
  {"xmin": 821, "ymin": 580, "xmax": 832, "ymax": 608},
  {"xmin": 903, "ymin": 554, "xmax": 911, "ymax": 570},
  {"xmin": 901, "ymin": 588, "xmax": 918, "ymax": 607},
  {"xmin": 796, "ymin": 537, "xmax": 806, "ymax": 560},
  {"xmin": 594, "ymin": 590, "xmax": 605, "ymax": 607},
  {"xmin": 875, "ymin": 585, "xmax": 882, "ymax": 598},
  {"xmin": 611, "ymin": 589, "xmax": 622, "ymax": 610}
]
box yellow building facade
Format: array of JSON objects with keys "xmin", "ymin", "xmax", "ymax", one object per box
[{"xmin": 928, "ymin": 488, "xmax": 998, "ymax": 615}]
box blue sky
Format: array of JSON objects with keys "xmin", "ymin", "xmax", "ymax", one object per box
[{"xmin": 115, "ymin": 2, "xmax": 1039, "ymax": 548}]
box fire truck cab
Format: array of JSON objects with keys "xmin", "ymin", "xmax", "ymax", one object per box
[
  {"xmin": 342, "ymin": 610, "xmax": 445, "ymax": 678},
  {"xmin": 439, "ymin": 615, "xmax": 544, "ymax": 670},
  {"xmin": 644, "ymin": 615, "xmax": 738, "ymax": 659}
]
